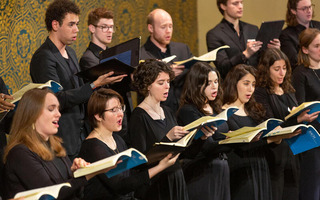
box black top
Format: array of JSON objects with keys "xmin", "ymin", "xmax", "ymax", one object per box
[
  {"xmin": 177, "ymin": 104, "xmax": 231, "ymax": 200},
  {"xmin": 177, "ymin": 104, "xmax": 230, "ymax": 156},
  {"xmin": 280, "ymin": 20, "xmax": 320, "ymax": 71},
  {"xmin": 254, "ymin": 86, "xmax": 301, "ymax": 200},
  {"xmin": 78, "ymin": 134, "xmax": 150, "ymax": 200},
  {"xmin": 206, "ymin": 19, "xmax": 259, "ymax": 79},
  {"xmin": 129, "ymin": 106, "xmax": 189, "ymax": 200},
  {"xmin": 254, "ymin": 87, "xmax": 298, "ymax": 127},
  {"xmin": 292, "ymin": 64, "xmax": 320, "ymax": 104},
  {"xmin": 227, "ymin": 114, "xmax": 272, "ymax": 200},
  {"xmin": 0, "ymin": 77, "xmax": 13, "ymax": 197},
  {"xmin": 4, "ymin": 144, "xmax": 87, "ymax": 199},
  {"xmin": 79, "ymin": 42, "xmax": 104, "ymax": 71}
]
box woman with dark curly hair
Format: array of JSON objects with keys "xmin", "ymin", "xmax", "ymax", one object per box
[
  {"xmin": 255, "ymin": 48, "xmax": 318, "ymax": 200},
  {"xmin": 129, "ymin": 59, "xmax": 211, "ymax": 200},
  {"xmin": 222, "ymin": 64, "xmax": 298, "ymax": 200},
  {"xmin": 177, "ymin": 62, "xmax": 230, "ymax": 200}
]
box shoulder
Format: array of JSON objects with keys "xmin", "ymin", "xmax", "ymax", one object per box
[
  {"xmin": 206, "ymin": 22, "xmax": 224, "ymax": 36},
  {"xmin": 6, "ymin": 144, "xmax": 38, "ymax": 163},
  {"xmin": 312, "ymin": 20, "xmax": 320, "ymax": 28},
  {"xmin": 241, "ymin": 21, "xmax": 258, "ymax": 30},
  {"xmin": 169, "ymin": 41, "xmax": 189, "ymax": 48},
  {"xmin": 178, "ymin": 104, "xmax": 198, "ymax": 114},
  {"xmin": 293, "ymin": 64, "xmax": 309, "ymax": 74}
]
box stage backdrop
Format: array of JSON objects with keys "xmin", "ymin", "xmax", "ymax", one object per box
[{"xmin": 0, "ymin": 0, "xmax": 198, "ymax": 94}]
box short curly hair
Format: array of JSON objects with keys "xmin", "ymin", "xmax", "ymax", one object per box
[
  {"xmin": 133, "ymin": 59, "xmax": 174, "ymax": 97},
  {"xmin": 45, "ymin": 0, "xmax": 80, "ymax": 32}
]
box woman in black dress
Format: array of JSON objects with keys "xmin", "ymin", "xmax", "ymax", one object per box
[
  {"xmin": 222, "ymin": 64, "xmax": 299, "ymax": 200},
  {"xmin": 3, "ymin": 88, "xmax": 114, "ymax": 199},
  {"xmin": 79, "ymin": 88, "xmax": 178, "ymax": 200},
  {"xmin": 292, "ymin": 28, "xmax": 320, "ymax": 200},
  {"xmin": 129, "ymin": 59, "xmax": 211, "ymax": 200},
  {"xmin": 255, "ymin": 48, "xmax": 318, "ymax": 200},
  {"xmin": 177, "ymin": 62, "xmax": 230, "ymax": 200}
]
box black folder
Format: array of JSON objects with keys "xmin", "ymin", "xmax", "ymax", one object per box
[
  {"xmin": 76, "ymin": 58, "xmax": 135, "ymax": 82},
  {"xmin": 99, "ymin": 37, "xmax": 140, "ymax": 67},
  {"xmin": 256, "ymin": 20, "xmax": 285, "ymax": 50}
]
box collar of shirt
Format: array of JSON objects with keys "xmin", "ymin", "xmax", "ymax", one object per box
[
  {"xmin": 145, "ymin": 36, "xmax": 171, "ymax": 59},
  {"xmin": 88, "ymin": 42, "xmax": 105, "ymax": 59}
]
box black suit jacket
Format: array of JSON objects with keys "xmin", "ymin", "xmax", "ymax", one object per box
[
  {"xmin": 280, "ymin": 20, "xmax": 320, "ymax": 71},
  {"xmin": 140, "ymin": 37, "xmax": 193, "ymax": 113},
  {"xmin": 30, "ymin": 37, "xmax": 93, "ymax": 156},
  {"xmin": 206, "ymin": 19, "xmax": 259, "ymax": 79},
  {"xmin": 4, "ymin": 144, "xmax": 87, "ymax": 199}
]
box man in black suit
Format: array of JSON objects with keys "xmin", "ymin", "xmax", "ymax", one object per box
[
  {"xmin": 141, "ymin": 8, "xmax": 193, "ymax": 113},
  {"xmin": 206, "ymin": 0, "xmax": 280, "ymax": 79},
  {"xmin": 280, "ymin": 0, "xmax": 320, "ymax": 71},
  {"xmin": 30, "ymin": 0, "xmax": 114, "ymax": 161}
]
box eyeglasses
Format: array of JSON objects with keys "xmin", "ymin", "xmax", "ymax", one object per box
[
  {"xmin": 104, "ymin": 105, "xmax": 125, "ymax": 115},
  {"xmin": 296, "ymin": 4, "xmax": 315, "ymax": 13},
  {"xmin": 93, "ymin": 25, "xmax": 116, "ymax": 33}
]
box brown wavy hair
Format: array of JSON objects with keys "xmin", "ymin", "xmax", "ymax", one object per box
[
  {"xmin": 180, "ymin": 62, "xmax": 223, "ymax": 115},
  {"xmin": 133, "ymin": 59, "xmax": 174, "ymax": 97},
  {"xmin": 88, "ymin": 7, "xmax": 114, "ymax": 26},
  {"xmin": 87, "ymin": 88, "xmax": 124, "ymax": 128},
  {"xmin": 4, "ymin": 88, "xmax": 66, "ymax": 163},
  {"xmin": 285, "ymin": 0, "xmax": 315, "ymax": 26},
  {"xmin": 298, "ymin": 28, "xmax": 320, "ymax": 67},
  {"xmin": 223, "ymin": 64, "xmax": 265, "ymax": 123},
  {"xmin": 256, "ymin": 48, "xmax": 295, "ymax": 94}
]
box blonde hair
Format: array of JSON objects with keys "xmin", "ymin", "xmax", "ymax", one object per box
[{"xmin": 4, "ymin": 88, "xmax": 66, "ymax": 163}]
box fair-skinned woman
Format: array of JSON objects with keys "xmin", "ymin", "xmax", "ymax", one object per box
[
  {"xmin": 223, "ymin": 64, "xmax": 300, "ymax": 200},
  {"xmin": 79, "ymin": 88, "xmax": 179, "ymax": 199},
  {"xmin": 3, "ymin": 88, "xmax": 115, "ymax": 199},
  {"xmin": 292, "ymin": 28, "xmax": 320, "ymax": 200},
  {"xmin": 255, "ymin": 48, "xmax": 319, "ymax": 200},
  {"xmin": 177, "ymin": 62, "xmax": 230, "ymax": 200},
  {"xmin": 280, "ymin": 0, "xmax": 320, "ymax": 70},
  {"xmin": 129, "ymin": 59, "xmax": 212, "ymax": 200}
]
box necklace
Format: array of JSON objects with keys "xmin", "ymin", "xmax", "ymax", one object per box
[
  {"xmin": 94, "ymin": 129, "xmax": 119, "ymax": 154},
  {"xmin": 143, "ymin": 101, "xmax": 164, "ymax": 120},
  {"xmin": 312, "ymin": 69, "xmax": 320, "ymax": 82}
]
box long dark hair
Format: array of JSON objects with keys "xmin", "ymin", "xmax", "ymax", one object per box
[
  {"xmin": 223, "ymin": 64, "xmax": 265, "ymax": 123},
  {"xmin": 256, "ymin": 48, "xmax": 295, "ymax": 94},
  {"xmin": 180, "ymin": 62, "xmax": 223, "ymax": 115}
]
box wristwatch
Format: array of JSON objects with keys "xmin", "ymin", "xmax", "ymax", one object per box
[{"xmin": 90, "ymin": 82, "xmax": 96, "ymax": 90}]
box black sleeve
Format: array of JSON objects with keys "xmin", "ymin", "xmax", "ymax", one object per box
[
  {"xmin": 254, "ymin": 87, "xmax": 275, "ymax": 119},
  {"xmin": 206, "ymin": 31, "xmax": 244, "ymax": 79},
  {"xmin": 129, "ymin": 114, "xmax": 148, "ymax": 153},
  {"xmin": 80, "ymin": 142, "xmax": 150, "ymax": 195},
  {"xmin": 5, "ymin": 145, "xmax": 87, "ymax": 199},
  {"xmin": 292, "ymin": 67, "xmax": 307, "ymax": 104},
  {"xmin": 279, "ymin": 31, "xmax": 298, "ymax": 69},
  {"xmin": 30, "ymin": 49, "xmax": 93, "ymax": 111}
]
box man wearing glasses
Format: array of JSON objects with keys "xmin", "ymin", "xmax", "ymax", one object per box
[
  {"xmin": 30, "ymin": 1, "xmax": 116, "ymax": 161},
  {"xmin": 280, "ymin": 0, "xmax": 320, "ymax": 71},
  {"xmin": 80, "ymin": 7, "xmax": 124, "ymax": 74}
]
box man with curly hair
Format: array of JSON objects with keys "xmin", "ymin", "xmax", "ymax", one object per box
[{"xmin": 30, "ymin": 0, "xmax": 113, "ymax": 161}]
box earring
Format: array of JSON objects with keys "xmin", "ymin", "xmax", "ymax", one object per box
[{"xmin": 32, "ymin": 123, "xmax": 35, "ymax": 130}]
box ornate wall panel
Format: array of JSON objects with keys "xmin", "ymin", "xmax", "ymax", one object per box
[{"xmin": 0, "ymin": 0, "xmax": 198, "ymax": 93}]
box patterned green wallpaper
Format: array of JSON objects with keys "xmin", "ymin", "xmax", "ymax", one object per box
[{"xmin": 0, "ymin": 0, "xmax": 198, "ymax": 94}]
